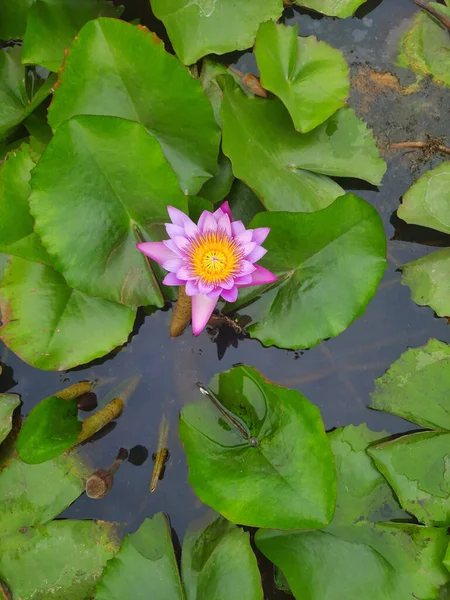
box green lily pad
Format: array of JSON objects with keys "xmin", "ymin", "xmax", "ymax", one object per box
[
  {"xmin": 370, "ymin": 338, "xmax": 450, "ymax": 430},
  {"xmin": 30, "ymin": 115, "xmax": 188, "ymax": 307},
  {"xmin": 368, "ymin": 339, "xmax": 450, "ymax": 525},
  {"xmin": 96, "ymin": 514, "xmax": 185, "ymax": 600},
  {"xmin": 221, "ymin": 78, "xmax": 386, "ymax": 212},
  {"xmin": 0, "ymin": 520, "xmax": 118, "ymax": 600},
  {"xmin": 0, "ymin": 0, "xmax": 34, "ymax": 39},
  {"xmin": 0, "ymin": 256, "xmax": 136, "ymax": 371},
  {"xmin": 182, "ymin": 515, "xmax": 263, "ymax": 600},
  {"xmin": 17, "ymin": 395, "xmax": 81, "ymax": 464},
  {"xmin": 150, "ymin": 0, "xmax": 283, "ymax": 65},
  {"xmin": 398, "ymin": 162, "xmax": 450, "ymax": 316},
  {"xmin": 24, "ymin": 103, "xmax": 53, "ymax": 163},
  {"xmin": 48, "ymin": 18, "xmax": 220, "ymax": 195},
  {"xmin": 180, "ymin": 366, "xmax": 336, "ymax": 529},
  {"xmin": 398, "ymin": 11, "xmax": 450, "ymax": 88},
  {"xmin": 402, "ymin": 248, "xmax": 450, "ymax": 317},
  {"xmin": 0, "ymin": 395, "xmax": 20, "ymax": 445},
  {"xmin": 227, "ymin": 180, "xmax": 266, "ymax": 225},
  {"xmin": 293, "ymin": 0, "xmax": 369, "ymax": 17},
  {"xmin": 0, "ymin": 435, "xmax": 119, "ymax": 600},
  {"xmin": 21, "ymin": 0, "xmax": 122, "ymax": 72},
  {"xmin": 0, "ymin": 144, "xmax": 51, "ymax": 264},
  {"xmin": 229, "ymin": 194, "xmax": 386, "ymax": 350},
  {"xmin": 199, "ymin": 152, "xmax": 234, "ymax": 203},
  {"xmin": 0, "ymin": 46, "xmax": 55, "ymax": 138},
  {"xmin": 256, "ymin": 424, "xmax": 449, "ymax": 600},
  {"xmin": 369, "ymin": 431, "xmax": 450, "ymax": 526},
  {"xmin": 398, "ymin": 161, "xmax": 450, "ymax": 233},
  {"xmin": 255, "ymin": 22, "xmax": 350, "ymax": 133}
]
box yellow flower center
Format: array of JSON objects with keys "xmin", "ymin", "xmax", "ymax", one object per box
[{"xmin": 189, "ymin": 231, "xmax": 241, "ymax": 285}]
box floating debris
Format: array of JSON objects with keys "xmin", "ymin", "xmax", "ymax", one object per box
[
  {"xmin": 86, "ymin": 447, "xmax": 128, "ymax": 499},
  {"xmin": 150, "ymin": 414, "xmax": 170, "ymax": 492}
]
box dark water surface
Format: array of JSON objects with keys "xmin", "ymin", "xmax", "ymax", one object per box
[{"xmin": 1, "ymin": 1, "xmax": 450, "ymax": 597}]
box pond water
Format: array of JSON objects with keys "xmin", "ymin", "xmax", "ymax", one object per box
[{"xmin": 1, "ymin": 0, "xmax": 450, "ymax": 597}]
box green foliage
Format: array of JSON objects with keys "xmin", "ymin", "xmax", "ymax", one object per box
[
  {"xmin": 221, "ymin": 78, "xmax": 386, "ymax": 212},
  {"xmin": 398, "ymin": 11, "xmax": 450, "ymax": 87},
  {"xmin": 256, "ymin": 425, "xmax": 450, "ymax": 600},
  {"xmin": 180, "ymin": 366, "xmax": 336, "ymax": 529},
  {"xmin": 150, "ymin": 0, "xmax": 284, "ymax": 65},
  {"xmin": 0, "ymin": 429, "xmax": 119, "ymax": 599},
  {"xmin": 96, "ymin": 513, "xmax": 263, "ymax": 599},
  {"xmin": 0, "ymin": 257, "xmax": 136, "ymax": 370},
  {"xmin": 255, "ymin": 21, "xmax": 350, "ymax": 133},
  {"xmin": 0, "ymin": 47, "xmax": 55, "ymax": 138},
  {"xmin": 16, "ymin": 395, "xmax": 81, "ymax": 464},
  {"xmin": 292, "ymin": 0, "xmax": 370, "ymax": 17},
  {"xmin": 0, "ymin": 395, "xmax": 20, "ymax": 444},
  {"xmin": 369, "ymin": 339, "xmax": 450, "ymax": 525},
  {"xmin": 21, "ymin": 0, "xmax": 122, "ymax": 72},
  {"xmin": 48, "ymin": 18, "xmax": 220, "ymax": 195},
  {"xmin": 398, "ymin": 162, "xmax": 450, "ymax": 316},
  {"xmin": 228, "ymin": 194, "xmax": 386, "ymax": 349}
]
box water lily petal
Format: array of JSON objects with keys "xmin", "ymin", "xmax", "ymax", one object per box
[
  {"xmin": 185, "ymin": 280, "xmax": 200, "ymax": 296},
  {"xmin": 240, "ymin": 264, "xmax": 277, "ymax": 287},
  {"xmin": 192, "ymin": 294, "xmax": 218, "ymax": 335},
  {"xmin": 198, "ymin": 280, "xmax": 214, "ymax": 295},
  {"xmin": 198, "ymin": 210, "xmax": 214, "ymax": 231},
  {"xmin": 164, "ymin": 239, "xmax": 183, "ymax": 256},
  {"xmin": 241, "ymin": 241, "xmax": 257, "ymax": 257},
  {"xmin": 221, "ymin": 286, "xmax": 238, "ymax": 303},
  {"xmin": 173, "ymin": 235, "xmax": 190, "ymax": 252},
  {"xmin": 231, "ymin": 220, "xmax": 245, "ymax": 236},
  {"xmin": 163, "ymin": 258, "xmax": 184, "ymax": 272},
  {"xmin": 239, "ymin": 260, "xmax": 257, "ymax": 275},
  {"xmin": 221, "ymin": 276, "xmax": 235, "ymax": 290},
  {"xmin": 201, "ymin": 213, "xmax": 218, "ymax": 233},
  {"xmin": 235, "ymin": 274, "xmax": 253, "ymax": 286},
  {"xmin": 220, "ymin": 201, "xmax": 232, "ymax": 220},
  {"xmin": 218, "ymin": 213, "xmax": 232, "ymax": 236},
  {"xmin": 165, "ymin": 223, "xmax": 185, "ymax": 239},
  {"xmin": 163, "ymin": 273, "xmax": 184, "ymax": 286},
  {"xmin": 177, "ymin": 266, "xmax": 195, "ymax": 280},
  {"xmin": 168, "ymin": 206, "xmax": 190, "ymax": 226},
  {"xmin": 236, "ymin": 230, "xmax": 253, "ymax": 245},
  {"xmin": 251, "ymin": 227, "xmax": 270, "ymax": 245},
  {"xmin": 247, "ymin": 245, "xmax": 267, "ymax": 263},
  {"xmin": 184, "ymin": 219, "xmax": 200, "ymax": 238},
  {"xmin": 207, "ymin": 287, "xmax": 222, "ymax": 299},
  {"xmin": 137, "ymin": 242, "xmax": 178, "ymax": 265}
]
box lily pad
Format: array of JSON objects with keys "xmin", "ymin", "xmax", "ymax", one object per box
[
  {"xmin": 180, "ymin": 365, "xmax": 336, "ymax": 529},
  {"xmin": 150, "ymin": 0, "xmax": 284, "ymax": 65},
  {"xmin": 369, "ymin": 431, "xmax": 450, "ymax": 526},
  {"xmin": 229, "ymin": 194, "xmax": 386, "ymax": 350},
  {"xmin": 0, "ymin": 520, "xmax": 118, "ymax": 600},
  {"xmin": 255, "ymin": 22, "xmax": 350, "ymax": 133},
  {"xmin": 256, "ymin": 424, "xmax": 450, "ymax": 600},
  {"xmin": 199, "ymin": 152, "xmax": 234, "ymax": 203},
  {"xmin": 293, "ymin": 0, "xmax": 369, "ymax": 18},
  {"xmin": 29, "ymin": 115, "xmax": 188, "ymax": 307},
  {"xmin": 21, "ymin": 0, "xmax": 122, "ymax": 72},
  {"xmin": 0, "ymin": 395, "xmax": 20, "ymax": 445},
  {"xmin": 0, "ymin": 256, "xmax": 136, "ymax": 371},
  {"xmin": 398, "ymin": 11, "xmax": 450, "ymax": 88},
  {"xmin": 16, "ymin": 395, "xmax": 81, "ymax": 464},
  {"xmin": 0, "ymin": 0, "xmax": 34, "ymax": 39},
  {"xmin": 370, "ymin": 338, "xmax": 450, "ymax": 430},
  {"xmin": 0, "ymin": 437, "xmax": 119, "ymax": 600},
  {"xmin": 221, "ymin": 78, "xmax": 386, "ymax": 212},
  {"xmin": 96, "ymin": 514, "xmax": 185, "ymax": 600},
  {"xmin": 48, "ymin": 18, "xmax": 220, "ymax": 195},
  {"xmin": 397, "ymin": 162, "xmax": 450, "ymax": 316},
  {"xmin": 0, "ymin": 46, "xmax": 55, "ymax": 138},
  {"xmin": 182, "ymin": 515, "xmax": 263, "ymax": 600},
  {"xmin": 0, "ymin": 144, "xmax": 51, "ymax": 264},
  {"xmin": 369, "ymin": 339, "xmax": 450, "ymax": 525}
]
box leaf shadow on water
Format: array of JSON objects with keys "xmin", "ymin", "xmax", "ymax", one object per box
[
  {"xmin": 390, "ymin": 211, "xmax": 450, "ymax": 246},
  {"xmin": 354, "ymin": 0, "xmax": 384, "ymax": 19},
  {"xmin": 0, "ymin": 363, "xmax": 16, "ymax": 394}
]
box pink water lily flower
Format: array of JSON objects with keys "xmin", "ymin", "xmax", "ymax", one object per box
[{"xmin": 137, "ymin": 201, "xmax": 277, "ymax": 335}]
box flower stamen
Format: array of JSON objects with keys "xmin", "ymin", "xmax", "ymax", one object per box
[{"xmin": 189, "ymin": 231, "xmax": 241, "ymax": 285}]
